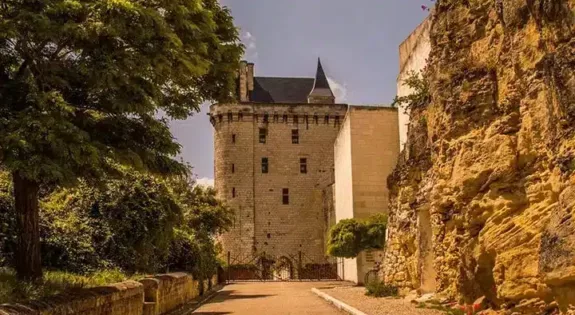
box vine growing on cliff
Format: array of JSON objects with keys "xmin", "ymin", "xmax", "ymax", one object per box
[{"xmin": 392, "ymin": 71, "xmax": 430, "ymax": 113}]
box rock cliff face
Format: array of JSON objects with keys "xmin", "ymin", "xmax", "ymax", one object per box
[{"xmin": 384, "ymin": 0, "xmax": 575, "ymax": 313}]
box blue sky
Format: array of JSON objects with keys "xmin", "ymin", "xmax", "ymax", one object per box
[{"xmin": 169, "ymin": 0, "xmax": 429, "ymax": 184}]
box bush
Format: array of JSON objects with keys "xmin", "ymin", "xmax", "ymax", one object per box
[
  {"xmin": 0, "ymin": 173, "xmax": 15, "ymax": 267},
  {"xmin": 365, "ymin": 280, "xmax": 399, "ymax": 298},
  {"xmin": 326, "ymin": 214, "xmax": 387, "ymax": 258},
  {"xmin": 0, "ymin": 268, "xmax": 130, "ymax": 304},
  {"xmin": 0, "ymin": 170, "xmax": 233, "ymax": 278}
]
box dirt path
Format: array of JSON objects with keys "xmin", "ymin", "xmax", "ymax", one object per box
[{"xmin": 192, "ymin": 282, "xmax": 349, "ymax": 315}]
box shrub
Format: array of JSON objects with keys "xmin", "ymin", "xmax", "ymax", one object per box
[
  {"xmin": 326, "ymin": 214, "xmax": 387, "ymax": 258},
  {"xmin": 0, "ymin": 170, "xmax": 233, "ymax": 278},
  {"xmin": 365, "ymin": 280, "xmax": 399, "ymax": 298},
  {"xmin": 0, "ymin": 268, "xmax": 130, "ymax": 304},
  {"xmin": 0, "ymin": 173, "xmax": 15, "ymax": 267}
]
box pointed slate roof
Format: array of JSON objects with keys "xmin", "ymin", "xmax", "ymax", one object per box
[
  {"xmin": 250, "ymin": 77, "xmax": 315, "ymax": 103},
  {"xmin": 247, "ymin": 58, "xmax": 335, "ymax": 103},
  {"xmin": 309, "ymin": 58, "xmax": 335, "ymax": 98}
]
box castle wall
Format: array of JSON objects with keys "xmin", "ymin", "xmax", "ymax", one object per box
[
  {"xmin": 334, "ymin": 106, "xmax": 400, "ymax": 283},
  {"xmin": 397, "ymin": 17, "xmax": 431, "ymax": 151},
  {"xmin": 212, "ymin": 104, "xmax": 256, "ymax": 263},
  {"xmin": 211, "ymin": 103, "xmax": 347, "ymax": 264},
  {"xmin": 334, "ymin": 113, "xmax": 357, "ymax": 282}
]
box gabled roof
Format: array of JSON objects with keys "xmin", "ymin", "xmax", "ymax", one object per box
[{"xmin": 250, "ymin": 77, "xmax": 315, "ymax": 103}]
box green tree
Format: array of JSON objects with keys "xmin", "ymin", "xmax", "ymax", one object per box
[
  {"xmin": 41, "ymin": 171, "xmax": 184, "ymax": 273},
  {"xmin": 167, "ymin": 184, "xmax": 233, "ymax": 281},
  {"xmin": 0, "ymin": 0, "xmax": 242, "ymax": 280},
  {"xmin": 326, "ymin": 214, "xmax": 388, "ymax": 258}
]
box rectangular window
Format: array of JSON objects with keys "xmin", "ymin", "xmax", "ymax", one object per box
[
  {"xmin": 283, "ymin": 114, "xmax": 288, "ymax": 123},
  {"xmin": 292, "ymin": 129, "xmax": 299, "ymax": 144},
  {"xmin": 282, "ymin": 188, "xmax": 289, "ymax": 205},
  {"xmin": 232, "ymin": 134, "xmax": 236, "ymax": 144},
  {"xmin": 218, "ymin": 114, "xmax": 223, "ymax": 122},
  {"xmin": 314, "ymin": 115, "xmax": 319, "ymax": 124},
  {"xmin": 261, "ymin": 158, "xmax": 269, "ymax": 174},
  {"xmin": 263, "ymin": 114, "xmax": 269, "ymax": 123},
  {"xmin": 324, "ymin": 115, "xmax": 329, "ymax": 124},
  {"xmin": 239, "ymin": 112, "xmax": 243, "ymax": 120},
  {"xmin": 232, "ymin": 187, "xmax": 236, "ymax": 198},
  {"xmin": 232, "ymin": 163, "xmax": 235, "ymax": 173},
  {"xmin": 274, "ymin": 114, "xmax": 279, "ymax": 122},
  {"xmin": 259, "ymin": 128, "xmax": 267, "ymax": 144},
  {"xmin": 300, "ymin": 158, "xmax": 307, "ymax": 174},
  {"xmin": 227, "ymin": 112, "xmax": 233, "ymax": 122},
  {"xmin": 335, "ymin": 115, "xmax": 340, "ymax": 125},
  {"xmin": 293, "ymin": 115, "xmax": 299, "ymax": 124}
]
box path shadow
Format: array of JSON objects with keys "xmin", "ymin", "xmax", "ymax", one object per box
[{"xmin": 206, "ymin": 290, "xmax": 274, "ymax": 304}]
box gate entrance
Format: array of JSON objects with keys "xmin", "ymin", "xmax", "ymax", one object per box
[{"xmin": 226, "ymin": 251, "xmax": 342, "ymax": 282}]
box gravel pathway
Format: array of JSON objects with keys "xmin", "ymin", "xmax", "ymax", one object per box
[
  {"xmin": 316, "ymin": 286, "xmax": 444, "ymax": 315},
  {"xmin": 192, "ymin": 282, "xmax": 348, "ymax": 314}
]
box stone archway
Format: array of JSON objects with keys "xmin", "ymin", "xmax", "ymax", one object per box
[{"xmin": 273, "ymin": 256, "xmax": 294, "ymax": 281}]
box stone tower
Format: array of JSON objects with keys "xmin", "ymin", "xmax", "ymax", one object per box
[{"xmin": 210, "ymin": 59, "xmax": 347, "ymax": 264}]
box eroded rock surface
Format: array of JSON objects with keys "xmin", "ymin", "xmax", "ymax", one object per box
[{"xmin": 384, "ymin": 0, "xmax": 575, "ymax": 313}]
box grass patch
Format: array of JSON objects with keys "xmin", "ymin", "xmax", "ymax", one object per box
[
  {"xmin": 0, "ymin": 268, "xmax": 136, "ymax": 304},
  {"xmin": 365, "ymin": 280, "xmax": 399, "ymax": 298}
]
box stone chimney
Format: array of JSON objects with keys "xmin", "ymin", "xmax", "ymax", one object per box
[
  {"xmin": 238, "ymin": 61, "xmax": 255, "ymax": 102},
  {"xmin": 247, "ymin": 63, "xmax": 254, "ymax": 95},
  {"xmin": 238, "ymin": 60, "xmax": 248, "ymax": 102}
]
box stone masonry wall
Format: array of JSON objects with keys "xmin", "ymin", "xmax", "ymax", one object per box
[
  {"xmin": 397, "ymin": 17, "xmax": 432, "ymax": 150},
  {"xmin": 211, "ymin": 103, "xmax": 347, "ymax": 264},
  {"xmin": 0, "ymin": 273, "xmax": 218, "ymax": 315}
]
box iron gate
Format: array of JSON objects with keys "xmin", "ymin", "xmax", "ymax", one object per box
[{"xmin": 225, "ymin": 251, "xmax": 343, "ymax": 282}]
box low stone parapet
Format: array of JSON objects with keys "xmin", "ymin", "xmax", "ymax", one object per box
[
  {"xmin": 0, "ymin": 280, "xmax": 144, "ymax": 315},
  {"xmin": 0, "ymin": 273, "xmax": 219, "ymax": 315}
]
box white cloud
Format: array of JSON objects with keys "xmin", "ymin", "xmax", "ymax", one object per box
[
  {"xmin": 196, "ymin": 177, "xmax": 214, "ymax": 187},
  {"xmin": 327, "ymin": 77, "xmax": 348, "ymax": 103},
  {"xmin": 241, "ymin": 31, "xmax": 258, "ymax": 62}
]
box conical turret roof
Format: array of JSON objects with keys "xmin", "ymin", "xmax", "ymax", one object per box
[{"xmin": 309, "ymin": 58, "xmax": 335, "ymax": 98}]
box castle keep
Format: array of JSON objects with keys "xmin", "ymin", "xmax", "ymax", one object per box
[
  {"xmin": 210, "ymin": 60, "xmax": 347, "ymax": 265},
  {"xmin": 211, "ymin": 60, "xmax": 399, "ymax": 282}
]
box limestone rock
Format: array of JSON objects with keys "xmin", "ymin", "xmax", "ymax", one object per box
[{"xmin": 384, "ymin": 0, "xmax": 575, "ymax": 311}]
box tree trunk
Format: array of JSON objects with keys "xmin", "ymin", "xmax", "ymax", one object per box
[{"xmin": 12, "ymin": 171, "xmax": 42, "ymax": 281}]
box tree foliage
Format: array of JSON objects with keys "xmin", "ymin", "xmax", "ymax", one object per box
[
  {"xmin": 0, "ymin": 0, "xmax": 243, "ymax": 183},
  {"xmin": 326, "ymin": 214, "xmax": 388, "ymax": 258},
  {"xmin": 0, "ymin": 0, "xmax": 242, "ymax": 280}
]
